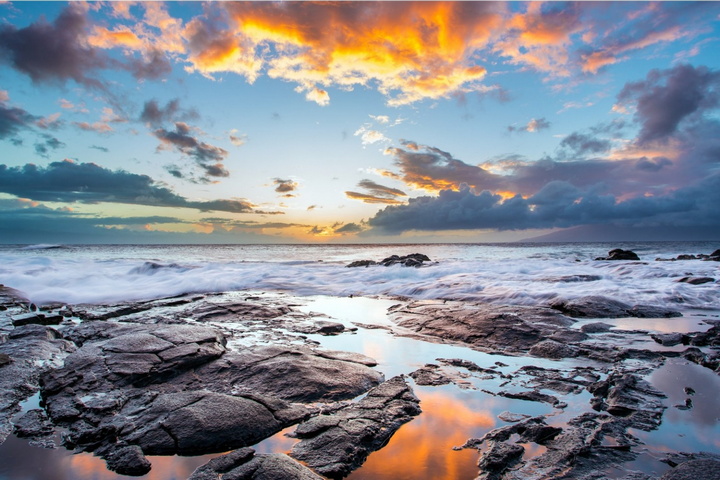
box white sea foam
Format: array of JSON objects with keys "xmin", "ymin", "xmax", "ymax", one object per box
[{"xmin": 1, "ymin": 243, "xmax": 718, "ymax": 310}]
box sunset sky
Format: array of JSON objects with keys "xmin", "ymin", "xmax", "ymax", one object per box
[{"xmin": 1, "ymin": 1, "xmax": 719, "ymax": 243}]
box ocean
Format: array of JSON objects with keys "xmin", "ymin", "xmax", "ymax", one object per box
[{"xmin": 1, "ymin": 242, "xmax": 718, "ymax": 311}]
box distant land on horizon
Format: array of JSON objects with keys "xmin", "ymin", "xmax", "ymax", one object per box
[{"xmin": 522, "ymin": 225, "xmax": 720, "ymax": 243}]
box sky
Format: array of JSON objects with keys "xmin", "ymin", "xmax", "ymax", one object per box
[{"xmin": 1, "ymin": 1, "xmax": 720, "ymax": 244}]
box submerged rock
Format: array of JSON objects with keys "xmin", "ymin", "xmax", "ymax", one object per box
[
  {"xmin": 346, "ymin": 260, "xmax": 376, "ymax": 268},
  {"xmin": 346, "ymin": 253, "xmax": 431, "ymax": 268},
  {"xmin": 676, "ymin": 276, "xmax": 715, "ymax": 285},
  {"xmin": 660, "ymin": 459, "xmax": 720, "ymax": 480},
  {"xmin": 290, "ymin": 376, "xmax": 421, "ymax": 479}
]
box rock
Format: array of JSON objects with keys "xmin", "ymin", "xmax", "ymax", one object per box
[
  {"xmin": 380, "ymin": 253, "xmax": 431, "ymax": 267},
  {"xmin": 478, "ymin": 442, "xmax": 525, "ymax": 477},
  {"xmin": 529, "ymin": 339, "xmax": 579, "ymax": 359},
  {"xmin": 498, "ymin": 411, "xmax": 531, "ymax": 423},
  {"xmin": 346, "ymin": 260, "xmax": 376, "ymax": 268},
  {"xmin": 190, "ymin": 448, "xmax": 324, "ymax": 480},
  {"xmin": 550, "ymin": 296, "xmax": 681, "ymax": 319},
  {"xmin": 710, "ymin": 249, "xmax": 720, "ymax": 257},
  {"xmin": 409, "ymin": 364, "xmax": 453, "ymax": 386},
  {"xmin": 497, "ymin": 389, "xmax": 561, "ymax": 407},
  {"xmin": 0, "ymin": 353, "xmax": 10, "ymax": 367},
  {"xmin": 104, "ymin": 445, "xmax": 152, "ymax": 477},
  {"xmin": 13, "ymin": 409, "xmax": 55, "ymax": 438},
  {"xmin": 677, "ymin": 277, "xmax": 715, "ymax": 285},
  {"xmin": 305, "ymin": 321, "xmax": 346, "ymax": 335},
  {"xmin": 581, "ymin": 322, "xmax": 613, "ymax": 333},
  {"xmin": 389, "ymin": 301, "xmax": 575, "ymax": 356},
  {"xmin": 660, "ymin": 459, "xmax": 720, "ymax": 480},
  {"xmin": 11, "ymin": 312, "xmax": 64, "ymax": 327},
  {"xmin": 182, "ymin": 345, "xmax": 384, "ymax": 403},
  {"xmin": 290, "ymin": 376, "xmax": 421, "ymax": 478},
  {"xmin": 650, "ymin": 333, "xmax": 687, "ymax": 346},
  {"xmin": 595, "ymin": 249, "xmax": 640, "ymax": 261}
]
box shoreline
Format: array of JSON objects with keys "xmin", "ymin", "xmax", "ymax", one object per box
[{"xmin": 1, "ymin": 284, "xmax": 719, "ymax": 479}]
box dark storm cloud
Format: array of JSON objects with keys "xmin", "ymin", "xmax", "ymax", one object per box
[
  {"xmin": 617, "ymin": 64, "xmax": 720, "ymax": 144},
  {"xmin": 0, "ymin": 160, "xmax": 258, "ymax": 214},
  {"xmin": 367, "ymin": 175, "xmax": 717, "ymax": 234},
  {"xmin": 0, "ymin": 4, "xmax": 109, "ymax": 89},
  {"xmin": 153, "ymin": 122, "xmax": 229, "ymax": 176}
]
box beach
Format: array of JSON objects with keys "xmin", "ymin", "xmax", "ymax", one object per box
[{"xmin": 0, "ymin": 243, "xmax": 718, "ymax": 479}]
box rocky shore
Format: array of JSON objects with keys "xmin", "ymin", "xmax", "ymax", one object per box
[{"xmin": 1, "ymin": 249, "xmax": 719, "ymax": 479}]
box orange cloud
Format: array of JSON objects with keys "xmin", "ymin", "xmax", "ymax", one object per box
[{"xmin": 183, "ymin": 2, "xmax": 506, "ymax": 105}]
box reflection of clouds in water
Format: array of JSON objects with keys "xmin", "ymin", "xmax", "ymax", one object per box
[
  {"xmin": 0, "ymin": 435, "xmax": 219, "ymax": 480},
  {"xmin": 253, "ymin": 426, "xmax": 297, "ymax": 455},
  {"xmin": 346, "ymin": 389, "xmax": 496, "ymax": 480},
  {"xmin": 651, "ymin": 360, "xmax": 720, "ymax": 427}
]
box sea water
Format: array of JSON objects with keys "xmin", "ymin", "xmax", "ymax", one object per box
[{"xmin": 0, "ymin": 242, "xmax": 718, "ymax": 310}]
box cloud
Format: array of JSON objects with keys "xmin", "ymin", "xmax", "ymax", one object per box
[
  {"xmin": 0, "ymin": 4, "xmax": 110, "ymax": 89},
  {"xmin": 90, "ymin": 145, "xmax": 109, "ymax": 153},
  {"xmin": 334, "ymin": 222, "xmax": 364, "ymax": 234},
  {"xmin": 0, "ymin": 160, "xmax": 266, "ymax": 214},
  {"xmin": 354, "ymin": 125, "xmax": 390, "ymax": 146},
  {"xmin": 508, "ymin": 117, "xmax": 551, "ymax": 133},
  {"xmin": 559, "ymin": 132, "xmax": 611, "ymax": 156},
  {"xmin": 367, "ymin": 176, "xmax": 720, "ymax": 234},
  {"xmin": 33, "ymin": 134, "xmax": 65, "ymax": 158},
  {"xmin": 345, "ymin": 179, "xmax": 407, "ymax": 205},
  {"xmin": 74, "ymin": 121, "xmax": 113, "ymax": 134},
  {"xmin": 0, "ymin": 101, "xmax": 38, "ymax": 139},
  {"xmin": 153, "ymin": 122, "xmax": 229, "ymax": 177},
  {"xmin": 273, "ymin": 178, "xmax": 298, "ymax": 194},
  {"xmin": 182, "ymin": 2, "xmax": 506, "ymax": 106},
  {"xmin": 229, "ymin": 129, "xmax": 247, "ymax": 147},
  {"xmin": 616, "ymin": 64, "xmax": 720, "ymax": 145},
  {"xmin": 140, "ymin": 98, "xmax": 199, "ymax": 128}
]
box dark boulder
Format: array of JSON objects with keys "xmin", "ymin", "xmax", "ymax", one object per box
[
  {"xmin": 477, "ymin": 442, "xmax": 525, "ymax": 477},
  {"xmin": 11, "ymin": 312, "xmax": 64, "ymax": 327},
  {"xmin": 0, "ymin": 353, "xmax": 10, "ymax": 367},
  {"xmin": 529, "ymin": 339, "xmax": 579, "ymax": 359},
  {"xmin": 346, "ymin": 260, "xmax": 376, "ymax": 268},
  {"xmin": 380, "ymin": 253, "xmax": 431, "ymax": 267},
  {"xmin": 677, "ymin": 277, "xmax": 715, "ymax": 285},
  {"xmin": 104, "ymin": 445, "xmax": 152, "ymax": 477},
  {"xmin": 551, "ymin": 296, "xmax": 681, "ymax": 319},
  {"xmin": 595, "ymin": 249, "xmax": 640, "ymax": 261}
]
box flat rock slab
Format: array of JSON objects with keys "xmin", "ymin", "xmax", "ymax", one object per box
[
  {"xmin": 190, "ymin": 448, "xmax": 324, "ymax": 480},
  {"xmin": 389, "ymin": 301, "xmax": 576, "ymax": 355},
  {"xmin": 290, "ymin": 376, "xmax": 421, "ymax": 479},
  {"xmin": 660, "ymin": 459, "xmax": 720, "ymax": 480},
  {"xmin": 550, "ymin": 295, "xmax": 681, "ymax": 319}
]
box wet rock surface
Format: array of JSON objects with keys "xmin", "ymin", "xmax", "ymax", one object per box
[
  {"xmin": 346, "ymin": 252, "xmax": 432, "ymax": 268},
  {"xmin": 190, "ymin": 448, "xmax": 324, "ymax": 480},
  {"xmin": 1, "ymin": 284, "xmax": 719, "ymax": 480},
  {"xmin": 289, "ymin": 375, "xmax": 421, "ymax": 479},
  {"xmin": 0, "ymin": 293, "xmax": 389, "ymax": 477},
  {"xmin": 595, "ymin": 248, "xmax": 641, "ymax": 261}
]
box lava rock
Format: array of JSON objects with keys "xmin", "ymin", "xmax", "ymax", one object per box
[
  {"xmin": 676, "ymin": 277, "xmax": 715, "ymax": 285},
  {"xmin": 478, "ymin": 442, "xmax": 525, "ymax": 476},
  {"xmin": 0, "ymin": 354, "xmax": 11, "ymax": 367},
  {"xmin": 290, "ymin": 376, "xmax": 421, "ymax": 479},
  {"xmin": 595, "ymin": 249, "xmax": 640, "ymax": 261},
  {"xmin": 104, "ymin": 445, "xmax": 152, "ymax": 477},
  {"xmin": 551, "ymin": 296, "xmax": 681, "ymax": 319},
  {"xmin": 529, "ymin": 339, "xmax": 579, "ymax": 359},
  {"xmin": 346, "ymin": 260, "xmax": 376, "ymax": 268},
  {"xmin": 650, "ymin": 333, "xmax": 687, "ymax": 346},
  {"xmin": 11, "ymin": 312, "xmax": 64, "ymax": 327},
  {"xmin": 660, "ymin": 459, "xmax": 720, "ymax": 480},
  {"xmin": 581, "ymin": 322, "xmax": 613, "ymax": 333},
  {"xmin": 190, "ymin": 448, "xmax": 323, "ymax": 480}
]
